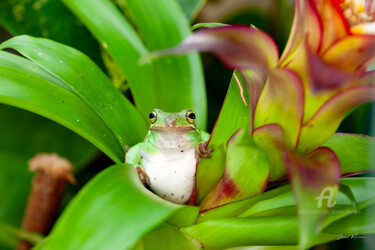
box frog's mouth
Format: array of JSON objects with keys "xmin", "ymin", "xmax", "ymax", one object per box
[{"xmin": 150, "ymin": 124, "xmax": 196, "ymax": 131}]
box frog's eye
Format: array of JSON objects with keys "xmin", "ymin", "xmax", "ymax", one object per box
[
  {"xmin": 186, "ymin": 111, "xmax": 195, "ymax": 124},
  {"xmin": 149, "ymin": 111, "xmax": 157, "ymax": 124}
]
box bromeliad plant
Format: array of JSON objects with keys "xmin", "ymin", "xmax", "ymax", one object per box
[{"xmin": 0, "ymin": 0, "xmax": 375, "ymax": 249}]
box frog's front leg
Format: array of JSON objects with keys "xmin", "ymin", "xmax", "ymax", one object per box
[
  {"xmin": 195, "ymin": 131, "xmax": 213, "ymax": 163},
  {"xmin": 125, "ymin": 143, "xmax": 151, "ymax": 186}
]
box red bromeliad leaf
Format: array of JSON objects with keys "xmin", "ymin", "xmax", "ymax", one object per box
[
  {"xmin": 298, "ymin": 84, "xmax": 375, "ymax": 153},
  {"xmin": 200, "ymin": 129, "xmax": 270, "ymax": 211},
  {"xmin": 279, "ymin": 0, "xmax": 323, "ymax": 66},
  {"xmin": 306, "ymin": 45, "xmax": 357, "ymax": 90},
  {"xmin": 284, "ymin": 147, "xmax": 340, "ymax": 248},
  {"xmin": 322, "ymin": 35, "xmax": 375, "ymax": 72},
  {"xmin": 253, "ymin": 124, "xmax": 287, "ymax": 181},
  {"xmin": 319, "ymin": 0, "xmax": 350, "ymax": 52},
  {"xmin": 254, "ymin": 68, "xmax": 304, "ymax": 148},
  {"xmin": 151, "ymin": 25, "xmax": 279, "ymax": 70}
]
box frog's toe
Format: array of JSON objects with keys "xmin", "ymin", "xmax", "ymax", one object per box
[
  {"xmin": 136, "ymin": 166, "xmax": 151, "ymax": 186},
  {"xmin": 197, "ymin": 142, "xmax": 213, "ymax": 159}
]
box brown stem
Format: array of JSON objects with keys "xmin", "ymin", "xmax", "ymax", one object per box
[{"xmin": 17, "ymin": 153, "xmax": 75, "ymax": 250}]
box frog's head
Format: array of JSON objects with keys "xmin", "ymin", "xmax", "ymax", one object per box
[{"xmin": 148, "ymin": 109, "xmax": 197, "ymax": 131}]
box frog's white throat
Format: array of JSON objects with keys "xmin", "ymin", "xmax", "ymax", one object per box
[{"xmin": 152, "ymin": 130, "xmax": 194, "ymax": 149}]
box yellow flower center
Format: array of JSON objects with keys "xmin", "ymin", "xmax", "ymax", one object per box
[{"xmin": 341, "ymin": 0, "xmax": 374, "ymax": 26}]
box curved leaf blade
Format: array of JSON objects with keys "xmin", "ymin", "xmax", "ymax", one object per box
[
  {"xmin": 323, "ymin": 133, "xmax": 375, "ymax": 175},
  {"xmin": 0, "ymin": 35, "xmax": 147, "ymax": 151},
  {"xmin": 37, "ymin": 165, "xmax": 184, "ymax": 250},
  {"xmin": 0, "ymin": 65, "xmax": 123, "ymax": 163},
  {"xmin": 123, "ymin": 0, "xmax": 207, "ymax": 129},
  {"xmin": 62, "ymin": 0, "xmax": 158, "ymax": 117}
]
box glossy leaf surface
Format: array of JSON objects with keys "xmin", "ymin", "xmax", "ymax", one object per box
[
  {"xmin": 0, "ymin": 65, "xmax": 122, "ymax": 163},
  {"xmin": 124, "ymin": 0, "xmax": 207, "ymax": 128},
  {"xmin": 37, "ymin": 165, "xmax": 184, "ymax": 249},
  {"xmin": 196, "ymin": 72, "xmax": 249, "ymax": 202},
  {"xmin": 323, "ymin": 133, "xmax": 375, "ymax": 175},
  {"xmin": 0, "ymin": 35, "xmax": 147, "ymax": 151},
  {"xmin": 200, "ymin": 129, "xmax": 269, "ymax": 210}
]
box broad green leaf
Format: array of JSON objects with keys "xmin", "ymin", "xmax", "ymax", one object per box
[
  {"xmin": 62, "ymin": 0, "xmax": 157, "ymax": 117},
  {"xmin": 142, "ymin": 224, "xmax": 196, "ymax": 250},
  {"xmin": 0, "ymin": 51, "xmax": 69, "ymax": 92},
  {"xmin": 200, "ymin": 129, "xmax": 269, "ymax": 210},
  {"xmin": 37, "ymin": 165, "xmax": 185, "ymax": 250},
  {"xmin": 284, "ymin": 147, "xmax": 340, "ymax": 249},
  {"xmin": 205, "ymin": 72, "xmax": 250, "ymax": 148},
  {"xmin": 166, "ymin": 206, "xmax": 199, "ymax": 228},
  {"xmin": 191, "ymin": 23, "xmax": 228, "ymax": 30},
  {"xmin": 182, "ymin": 216, "xmax": 299, "ymax": 248},
  {"xmin": 0, "ymin": 35, "xmax": 148, "ymax": 150},
  {"xmin": 123, "ymin": 0, "xmax": 207, "ymax": 129},
  {"xmin": 186, "ymin": 178, "xmax": 375, "ymax": 248},
  {"xmin": 0, "ymin": 65, "xmax": 123, "ymax": 162},
  {"xmin": 323, "ymin": 133, "xmax": 375, "ymax": 175},
  {"xmin": 177, "ymin": 0, "xmax": 205, "ymax": 21},
  {"xmin": 323, "ymin": 203, "xmax": 375, "ymax": 234},
  {"xmin": 196, "ymin": 145, "xmax": 226, "ymax": 203},
  {"xmin": 197, "ymin": 184, "xmax": 291, "ymax": 223},
  {"xmin": 196, "ymin": 72, "xmax": 250, "ymax": 202}
]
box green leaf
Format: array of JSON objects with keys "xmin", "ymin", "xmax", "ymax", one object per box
[
  {"xmin": 142, "ymin": 224, "xmax": 196, "ymax": 250},
  {"xmin": 197, "ymin": 184, "xmax": 291, "ymax": 223},
  {"xmin": 322, "ymin": 133, "xmax": 375, "ymax": 175},
  {"xmin": 0, "ymin": 65, "xmax": 123, "ymax": 163},
  {"xmin": 323, "ymin": 203, "xmax": 375, "ymax": 235},
  {"xmin": 196, "ymin": 72, "xmax": 250, "ymax": 202},
  {"xmin": 63, "ymin": 0, "xmax": 207, "ymax": 129},
  {"xmin": 0, "ymin": 51, "xmax": 69, "ymax": 92},
  {"xmin": 200, "ymin": 129, "xmax": 269, "ymax": 210},
  {"xmin": 123, "ymin": 0, "xmax": 207, "ymax": 129},
  {"xmin": 191, "ymin": 23, "xmax": 228, "ymax": 30},
  {"xmin": 0, "ymin": 35, "xmax": 148, "ymax": 150},
  {"xmin": 36, "ymin": 165, "xmax": 185, "ymax": 250},
  {"xmin": 62, "ymin": 0, "xmax": 157, "ymax": 118},
  {"xmin": 177, "ymin": 0, "xmax": 205, "ymax": 21},
  {"xmin": 182, "ymin": 216, "xmax": 299, "ymax": 248}
]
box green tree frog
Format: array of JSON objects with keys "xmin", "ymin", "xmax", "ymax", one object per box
[{"xmin": 125, "ymin": 109, "xmax": 212, "ymax": 204}]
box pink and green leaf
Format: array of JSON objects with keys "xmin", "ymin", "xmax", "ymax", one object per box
[
  {"xmin": 284, "ymin": 147, "xmax": 340, "ymax": 249},
  {"xmin": 298, "ymin": 85, "xmax": 375, "ymax": 153},
  {"xmin": 253, "ymin": 124, "xmax": 288, "ymax": 181},
  {"xmin": 196, "ymin": 72, "xmax": 250, "ymax": 202},
  {"xmin": 279, "ymin": 0, "xmax": 323, "ymax": 65},
  {"xmin": 150, "ymin": 25, "xmax": 279, "ymax": 70},
  {"xmin": 254, "ymin": 68, "xmax": 304, "ymax": 148},
  {"xmin": 322, "ymin": 35, "xmax": 375, "ymax": 72},
  {"xmin": 200, "ymin": 129, "xmax": 270, "ymax": 210}
]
